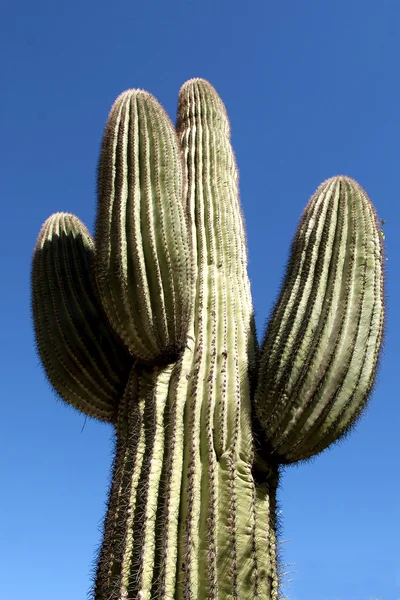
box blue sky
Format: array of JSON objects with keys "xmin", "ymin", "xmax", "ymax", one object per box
[{"xmin": 2, "ymin": 1, "xmax": 399, "ymax": 599}]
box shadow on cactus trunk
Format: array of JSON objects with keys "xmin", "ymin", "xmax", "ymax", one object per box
[{"xmin": 31, "ymin": 78, "xmax": 385, "ymax": 600}]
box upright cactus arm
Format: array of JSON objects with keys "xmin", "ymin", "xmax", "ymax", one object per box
[
  {"xmin": 31, "ymin": 212, "xmax": 133, "ymax": 422},
  {"xmin": 254, "ymin": 176, "xmax": 385, "ymax": 463},
  {"xmin": 95, "ymin": 89, "xmax": 193, "ymax": 365}
]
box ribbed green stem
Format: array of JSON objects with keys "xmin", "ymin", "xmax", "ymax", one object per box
[
  {"xmin": 96, "ymin": 90, "xmax": 192, "ymax": 365},
  {"xmin": 95, "ymin": 353, "xmax": 279, "ymax": 600},
  {"xmin": 31, "ymin": 212, "xmax": 132, "ymax": 422},
  {"xmin": 177, "ymin": 79, "xmax": 258, "ymax": 600},
  {"xmin": 94, "ymin": 79, "xmax": 280, "ymax": 600},
  {"xmin": 255, "ymin": 176, "xmax": 385, "ymax": 463}
]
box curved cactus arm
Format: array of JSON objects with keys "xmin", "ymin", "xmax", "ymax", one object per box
[
  {"xmin": 255, "ymin": 176, "xmax": 385, "ymax": 463},
  {"xmin": 95, "ymin": 89, "xmax": 193, "ymax": 366},
  {"xmin": 31, "ymin": 212, "xmax": 133, "ymax": 422}
]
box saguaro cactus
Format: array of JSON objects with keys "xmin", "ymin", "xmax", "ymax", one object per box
[{"xmin": 31, "ymin": 79, "xmax": 385, "ymax": 599}]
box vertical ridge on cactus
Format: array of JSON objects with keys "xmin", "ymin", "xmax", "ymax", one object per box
[{"xmin": 31, "ymin": 79, "xmax": 385, "ymax": 600}]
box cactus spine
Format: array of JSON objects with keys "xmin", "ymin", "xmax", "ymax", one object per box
[{"xmin": 31, "ymin": 79, "xmax": 385, "ymax": 600}]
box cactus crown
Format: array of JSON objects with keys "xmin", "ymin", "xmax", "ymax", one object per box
[{"xmin": 32, "ymin": 78, "xmax": 385, "ymax": 600}]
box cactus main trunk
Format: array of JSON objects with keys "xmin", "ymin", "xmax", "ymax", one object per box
[
  {"xmin": 96, "ymin": 357, "xmax": 279, "ymax": 600},
  {"xmin": 94, "ymin": 80, "xmax": 280, "ymax": 600}
]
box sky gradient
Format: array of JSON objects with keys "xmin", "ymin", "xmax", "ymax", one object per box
[{"xmin": 2, "ymin": 1, "xmax": 399, "ymax": 599}]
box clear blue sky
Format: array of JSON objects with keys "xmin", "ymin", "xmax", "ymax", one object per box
[{"xmin": 2, "ymin": 1, "xmax": 399, "ymax": 599}]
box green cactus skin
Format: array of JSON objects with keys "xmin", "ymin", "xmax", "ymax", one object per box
[
  {"xmin": 96, "ymin": 89, "xmax": 193, "ymax": 366},
  {"xmin": 31, "ymin": 79, "xmax": 385, "ymax": 600},
  {"xmin": 255, "ymin": 176, "xmax": 385, "ymax": 464},
  {"xmin": 32, "ymin": 212, "xmax": 132, "ymax": 421}
]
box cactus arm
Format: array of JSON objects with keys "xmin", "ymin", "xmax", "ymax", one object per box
[
  {"xmin": 255, "ymin": 176, "xmax": 385, "ymax": 463},
  {"xmin": 95, "ymin": 90, "xmax": 193, "ymax": 365},
  {"xmin": 31, "ymin": 212, "xmax": 132, "ymax": 422}
]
